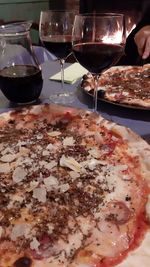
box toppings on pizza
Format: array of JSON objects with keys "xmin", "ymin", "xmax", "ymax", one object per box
[
  {"xmin": 81, "ymin": 64, "xmax": 150, "ymax": 108},
  {"xmin": 0, "ymin": 104, "xmax": 149, "ymax": 267}
]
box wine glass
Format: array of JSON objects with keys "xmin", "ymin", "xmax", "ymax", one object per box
[
  {"xmin": 39, "ymin": 10, "xmax": 75, "ymax": 104},
  {"xmin": 72, "ymin": 13, "xmax": 126, "ymax": 111}
]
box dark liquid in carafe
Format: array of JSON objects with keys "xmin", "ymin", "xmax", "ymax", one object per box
[{"xmin": 0, "ymin": 65, "xmax": 43, "ymax": 103}]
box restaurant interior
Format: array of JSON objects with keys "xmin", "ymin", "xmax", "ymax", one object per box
[
  {"xmin": 0, "ymin": 1, "xmax": 149, "ymax": 266},
  {"xmin": 0, "ymin": 0, "xmax": 149, "ymax": 43}
]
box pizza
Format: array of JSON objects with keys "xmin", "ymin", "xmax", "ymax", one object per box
[
  {"xmin": 81, "ymin": 64, "xmax": 150, "ymax": 108},
  {"xmin": 0, "ymin": 104, "xmax": 150, "ymax": 267}
]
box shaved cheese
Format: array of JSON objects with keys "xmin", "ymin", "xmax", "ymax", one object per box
[
  {"xmin": 26, "ymin": 181, "xmax": 39, "ymax": 192},
  {"xmin": 47, "ymin": 131, "xmax": 61, "ymax": 137},
  {"xmin": 7, "ymin": 195, "xmax": 24, "ymax": 209},
  {"xmin": 77, "ymin": 182, "xmax": 82, "ymax": 188},
  {"xmin": 33, "ymin": 186, "xmax": 47, "ymax": 203},
  {"xmin": 44, "ymin": 176, "xmax": 59, "ymax": 191},
  {"xmin": 12, "ymin": 166, "xmax": 27, "ymax": 183},
  {"xmin": 46, "ymin": 143, "xmax": 55, "ymax": 150},
  {"xmin": 81, "ymin": 158, "xmax": 99, "ymax": 170},
  {"xmin": 1, "ymin": 147, "xmax": 14, "ymax": 155},
  {"xmin": 15, "ymin": 156, "xmax": 33, "ymax": 167},
  {"xmin": 60, "ymin": 155, "xmax": 82, "ymax": 172},
  {"xmin": 45, "ymin": 160, "xmax": 57, "ymax": 170},
  {"xmin": 101, "ymin": 164, "xmax": 130, "ymax": 203},
  {"xmin": 0, "ymin": 163, "xmax": 10, "ymax": 173},
  {"xmin": 88, "ymin": 159, "xmax": 99, "ymax": 171},
  {"xmin": 42, "ymin": 150, "xmax": 49, "ymax": 156},
  {"xmin": 36, "ymin": 134, "xmax": 43, "ymax": 140},
  {"xmin": 69, "ymin": 171, "xmax": 80, "ymax": 180},
  {"xmin": 39, "ymin": 160, "xmax": 47, "ymax": 166},
  {"xmin": 59, "ymin": 183, "xmax": 70, "ymax": 193},
  {"xmin": 19, "ymin": 147, "xmax": 30, "ymax": 155},
  {"xmin": 13, "ymin": 195, "xmax": 24, "ymax": 202},
  {"xmin": 30, "ymin": 237, "xmax": 40, "ymax": 250},
  {"xmin": 63, "ymin": 136, "xmax": 75, "ymax": 146},
  {"xmin": 17, "ymin": 140, "xmax": 28, "ymax": 147},
  {"xmin": 10, "ymin": 223, "xmax": 31, "ymax": 241},
  {"xmin": 40, "ymin": 160, "xmax": 57, "ymax": 170},
  {"xmin": 0, "ymin": 153, "xmax": 17, "ymax": 163},
  {"xmin": 88, "ymin": 148, "xmax": 100, "ymax": 158},
  {"xmin": 36, "ymin": 145, "xmax": 43, "ymax": 151},
  {"xmin": 47, "ymin": 224, "xmax": 54, "ymax": 234}
]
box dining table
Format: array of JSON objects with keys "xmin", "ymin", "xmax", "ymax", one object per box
[{"xmin": 0, "ymin": 49, "xmax": 149, "ymax": 144}]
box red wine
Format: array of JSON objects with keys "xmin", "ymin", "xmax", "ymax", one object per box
[
  {"xmin": 0, "ymin": 65, "xmax": 43, "ymax": 103},
  {"xmin": 73, "ymin": 43, "xmax": 124, "ymax": 74},
  {"xmin": 42, "ymin": 35, "xmax": 72, "ymax": 59}
]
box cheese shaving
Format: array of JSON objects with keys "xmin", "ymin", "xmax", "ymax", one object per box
[
  {"xmin": 12, "ymin": 167, "xmax": 27, "ymax": 183},
  {"xmin": 0, "ymin": 163, "xmax": 10, "ymax": 173},
  {"xmin": 0, "ymin": 153, "xmax": 17, "ymax": 163},
  {"xmin": 63, "ymin": 136, "xmax": 75, "ymax": 146},
  {"xmin": 30, "ymin": 237, "xmax": 40, "ymax": 251},
  {"xmin": 10, "ymin": 224, "xmax": 31, "ymax": 241},
  {"xmin": 60, "ymin": 155, "xmax": 82, "ymax": 172},
  {"xmin": 33, "ymin": 186, "xmax": 47, "ymax": 203}
]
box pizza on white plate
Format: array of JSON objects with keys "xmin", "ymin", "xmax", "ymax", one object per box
[
  {"xmin": 81, "ymin": 64, "xmax": 150, "ymax": 108},
  {"xmin": 0, "ymin": 104, "xmax": 149, "ymax": 267}
]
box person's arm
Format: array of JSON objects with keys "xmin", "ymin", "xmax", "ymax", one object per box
[
  {"xmin": 124, "ymin": 6, "xmax": 150, "ymax": 65},
  {"xmin": 134, "ymin": 25, "xmax": 150, "ymax": 59}
]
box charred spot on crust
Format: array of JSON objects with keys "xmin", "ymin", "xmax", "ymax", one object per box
[
  {"xmin": 14, "ymin": 257, "xmax": 32, "ymax": 267},
  {"xmin": 89, "ymin": 89, "xmax": 94, "ymax": 95},
  {"xmin": 8, "ymin": 119, "xmax": 15, "ymax": 124},
  {"xmin": 97, "ymin": 89, "xmax": 105, "ymax": 98},
  {"xmin": 88, "ymin": 89, "xmax": 105, "ymax": 98}
]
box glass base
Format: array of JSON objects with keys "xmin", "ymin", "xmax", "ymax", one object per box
[{"xmin": 49, "ymin": 92, "xmax": 75, "ymax": 105}]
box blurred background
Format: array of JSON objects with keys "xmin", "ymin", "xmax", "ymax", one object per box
[{"xmin": 0, "ymin": 0, "xmax": 149, "ymax": 44}]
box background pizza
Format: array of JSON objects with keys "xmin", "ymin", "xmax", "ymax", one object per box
[
  {"xmin": 81, "ymin": 64, "xmax": 150, "ymax": 109},
  {"xmin": 0, "ymin": 104, "xmax": 150, "ymax": 267}
]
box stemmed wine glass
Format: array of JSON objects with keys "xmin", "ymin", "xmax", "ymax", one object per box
[
  {"xmin": 39, "ymin": 10, "xmax": 75, "ymax": 104},
  {"xmin": 72, "ymin": 13, "xmax": 126, "ymax": 111}
]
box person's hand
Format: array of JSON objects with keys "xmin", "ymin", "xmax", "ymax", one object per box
[{"xmin": 134, "ymin": 25, "xmax": 150, "ymax": 59}]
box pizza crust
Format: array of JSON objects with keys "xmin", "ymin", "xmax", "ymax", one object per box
[{"xmin": 104, "ymin": 94, "xmax": 150, "ymax": 108}]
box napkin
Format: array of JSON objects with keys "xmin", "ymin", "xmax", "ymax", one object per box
[{"xmin": 50, "ymin": 63, "xmax": 88, "ymax": 84}]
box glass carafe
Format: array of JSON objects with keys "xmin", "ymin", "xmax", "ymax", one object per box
[{"xmin": 0, "ymin": 21, "xmax": 43, "ymax": 104}]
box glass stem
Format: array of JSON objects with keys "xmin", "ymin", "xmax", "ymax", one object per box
[
  {"xmin": 60, "ymin": 58, "xmax": 65, "ymax": 92},
  {"xmin": 93, "ymin": 74, "xmax": 98, "ymax": 112}
]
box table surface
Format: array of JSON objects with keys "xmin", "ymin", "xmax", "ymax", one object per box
[{"xmin": 0, "ymin": 59, "xmax": 150, "ymax": 144}]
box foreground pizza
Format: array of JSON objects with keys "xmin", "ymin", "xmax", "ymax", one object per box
[
  {"xmin": 0, "ymin": 104, "xmax": 150, "ymax": 267},
  {"xmin": 82, "ymin": 64, "xmax": 150, "ymax": 108}
]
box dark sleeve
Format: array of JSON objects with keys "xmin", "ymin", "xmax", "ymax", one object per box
[
  {"xmin": 126, "ymin": 7, "xmax": 150, "ymax": 46},
  {"xmin": 121, "ymin": 7, "xmax": 150, "ymax": 65}
]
